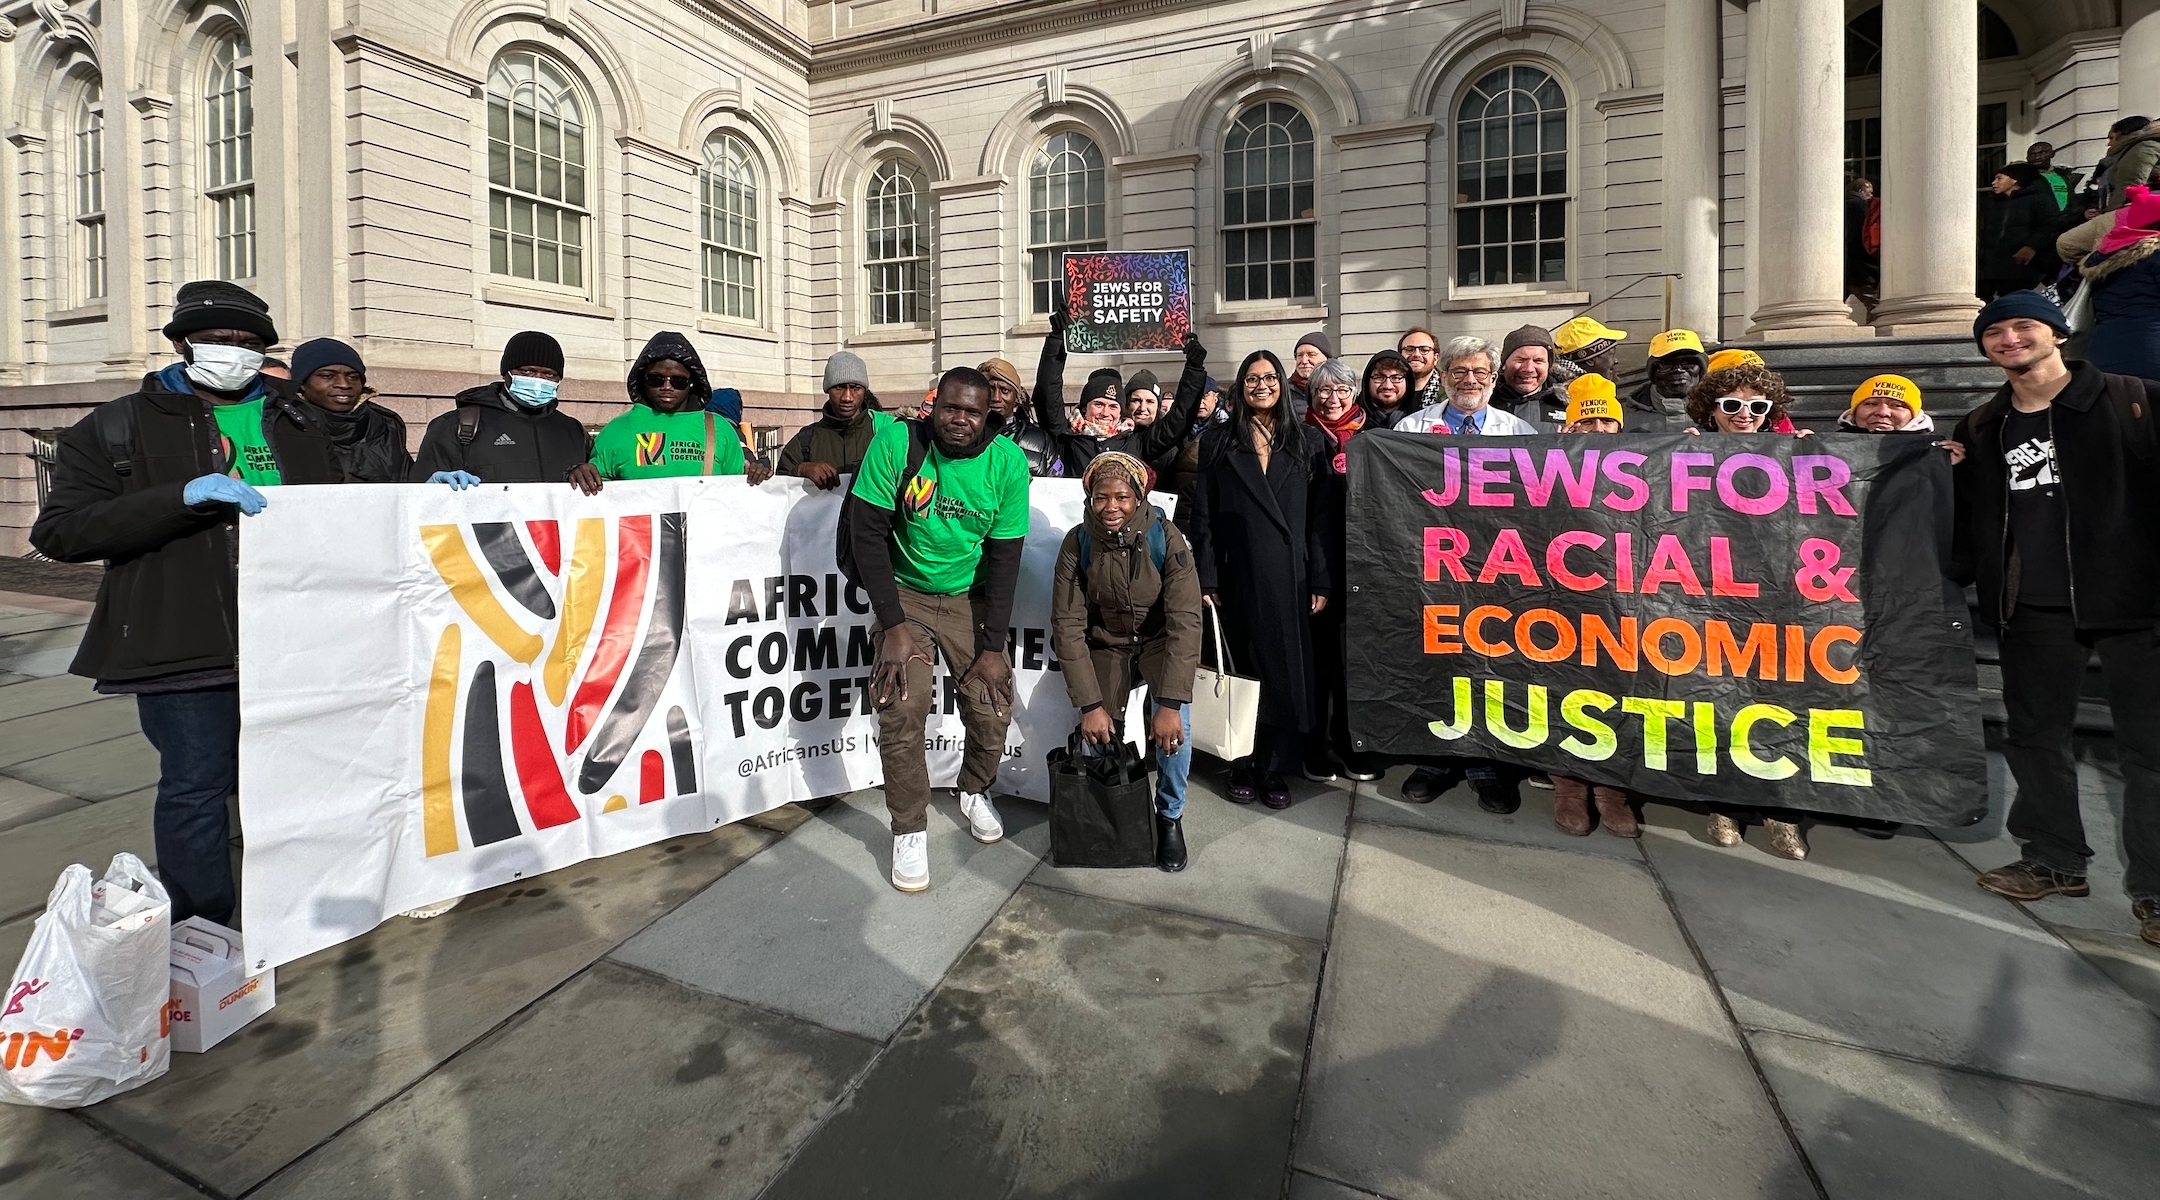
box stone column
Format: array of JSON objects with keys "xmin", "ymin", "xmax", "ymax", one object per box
[
  {"xmin": 1334, "ymin": 118, "xmax": 1433, "ymax": 357},
  {"xmin": 928, "ymin": 175, "xmax": 1007, "ymax": 369},
  {"xmin": 1871, "ymin": 0, "xmax": 1981, "ymax": 333},
  {"xmin": 1746, "ymin": 0, "xmax": 1856, "ymax": 335},
  {"xmin": 8, "ymin": 133, "xmax": 48, "ymax": 376},
  {"xmin": 2125, "ymin": 0, "xmax": 2160, "ymax": 123},
  {"xmin": 102, "ymin": 0, "xmax": 153, "ymax": 375},
  {"xmin": 1662, "ymin": 0, "xmax": 1723, "ymax": 335},
  {"xmin": 292, "ymin": 0, "xmax": 343, "ymax": 338},
  {"xmin": 248, "ymin": 1, "xmax": 293, "ymax": 340}
]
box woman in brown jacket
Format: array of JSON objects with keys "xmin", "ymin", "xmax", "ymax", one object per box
[{"xmin": 1051, "ymin": 452, "xmax": 1205, "ymax": 871}]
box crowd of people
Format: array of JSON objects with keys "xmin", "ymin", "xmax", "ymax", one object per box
[{"xmin": 24, "ymin": 146, "xmax": 2160, "ymax": 944}]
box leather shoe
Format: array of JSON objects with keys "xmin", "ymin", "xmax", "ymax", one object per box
[
  {"xmin": 1262, "ymin": 773, "xmax": 1293, "ymax": 809},
  {"xmin": 1474, "ymin": 777, "xmax": 1521, "ymax": 815},
  {"xmin": 1401, "ymin": 766, "xmax": 1455, "ymax": 803},
  {"xmin": 1157, "ymin": 815, "xmax": 1188, "ymax": 872}
]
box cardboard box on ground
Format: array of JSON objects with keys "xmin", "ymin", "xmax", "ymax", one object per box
[{"xmin": 167, "ymin": 918, "xmax": 274, "ymax": 1054}]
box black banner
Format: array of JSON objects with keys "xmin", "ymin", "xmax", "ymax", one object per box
[{"xmin": 1344, "ymin": 432, "xmax": 1986, "ymax": 825}]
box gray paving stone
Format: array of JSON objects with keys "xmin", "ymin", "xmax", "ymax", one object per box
[
  {"xmin": 1296, "ymin": 822, "xmax": 1814, "ymax": 1200},
  {"xmin": 1936, "ymin": 752, "xmax": 2146, "ymax": 940},
  {"xmin": 1753, "ymin": 1030, "xmax": 2160, "ymax": 1200},
  {"xmin": 761, "ymin": 884, "xmax": 1319, "ymax": 1200},
  {"xmin": 0, "ymin": 915, "xmax": 29, "ymax": 980},
  {"xmin": 1030, "ymin": 770, "xmax": 1349, "ymax": 941},
  {"xmin": 86, "ymin": 824, "xmax": 777, "ymax": 1197},
  {"xmin": 1638, "ymin": 802, "xmax": 2160, "ymax": 1106},
  {"xmin": 0, "ymin": 775, "xmax": 85, "ymax": 832},
  {"xmin": 5, "ymin": 733, "xmax": 159, "ymax": 800},
  {"xmin": 1358, "ymin": 765, "xmax": 1648, "ymax": 862},
  {"xmin": 0, "ymin": 647, "xmax": 77, "ymax": 678},
  {"xmin": 0, "ymin": 673, "xmax": 100, "ymax": 723},
  {"xmin": 0, "ymin": 788, "xmax": 155, "ymax": 923},
  {"xmin": 1290, "ymin": 1171, "xmax": 1399, "ymax": 1200},
  {"xmin": 0, "ymin": 698, "xmax": 142, "ymax": 769},
  {"xmin": 0, "ymin": 611, "xmax": 85, "ymax": 638},
  {"xmin": 0, "ymin": 1106, "xmax": 200, "ymax": 1200},
  {"xmin": 612, "ymin": 787, "xmax": 1049, "ymax": 1041},
  {"xmin": 2055, "ymin": 927, "xmax": 2160, "ymax": 1023},
  {"xmin": 249, "ymin": 960, "xmax": 876, "ymax": 1200}
]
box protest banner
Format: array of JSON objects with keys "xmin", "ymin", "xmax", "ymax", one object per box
[
  {"xmin": 234, "ymin": 478, "xmax": 1145, "ymax": 971},
  {"xmin": 1344, "ymin": 432, "xmax": 1986, "ymax": 825},
  {"xmin": 1059, "ymin": 250, "xmax": 1193, "ymax": 353}
]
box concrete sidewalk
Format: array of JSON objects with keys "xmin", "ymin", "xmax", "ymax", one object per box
[{"xmin": 2, "ymin": 596, "xmax": 2158, "ymax": 1197}]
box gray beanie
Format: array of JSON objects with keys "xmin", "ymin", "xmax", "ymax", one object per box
[{"xmin": 822, "ymin": 351, "xmax": 869, "ymax": 394}]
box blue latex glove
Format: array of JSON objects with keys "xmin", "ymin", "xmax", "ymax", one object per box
[
  {"xmin": 427, "ymin": 471, "xmax": 483, "ymax": 490},
  {"xmin": 183, "ymin": 474, "xmax": 268, "ymax": 515}
]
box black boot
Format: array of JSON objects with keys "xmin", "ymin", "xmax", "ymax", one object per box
[
  {"xmin": 1157, "ymin": 815, "xmax": 1188, "ymax": 872},
  {"xmin": 1474, "ymin": 775, "xmax": 1522, "ymax": 815}
]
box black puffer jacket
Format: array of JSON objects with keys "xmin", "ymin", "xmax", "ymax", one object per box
[
  {"xmin": 1949, "ymin": 362, "xmax": 2160, "ymax": 630},
  {"xmin": 997, "ymin": 402, "xmax": 1062, "ymax": 478},
  {"xmin": 1032, "ymin": 330, "xmax": 1206, "ymax": 477},
  {"xmin": 303, "ymin": 400, "xmax": 410, "ymax": 483},
  {"xmin": 1979, "ymin": 180, "xmax": 2062, "ymax": 290},
  {"xmin": 30, "ymin": 374, "xmax": 343, "ymax": 684},
  {"xmin": 409, "ymin": 383, "xmax": 593, "ymax": 483},
  {"xmin": 1624, "ymin": 380, "xmax": 1691, "ymax": 432},
  {"xmin": 1494, "ymin": 379, "xmax": 1568, "ymax": 432}
]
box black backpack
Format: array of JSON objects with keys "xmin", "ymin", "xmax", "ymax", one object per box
[{"xmin": 835, "ymin": 418, "xmax": 933, "ymax": 589}]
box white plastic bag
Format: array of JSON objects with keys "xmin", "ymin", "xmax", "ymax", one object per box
[{"xmin": 1, "ymin": 853, "xmax": 173, "ymax": 1107}]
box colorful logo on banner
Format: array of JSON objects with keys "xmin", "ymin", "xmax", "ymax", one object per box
[{"xmin": 416, "ymin": 515, "xmax": 696, "ymax": 857}]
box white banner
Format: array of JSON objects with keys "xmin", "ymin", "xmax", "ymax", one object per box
[{"xmin": 236, "ymin": 477, "xmax": 1132, "ymax": 971}]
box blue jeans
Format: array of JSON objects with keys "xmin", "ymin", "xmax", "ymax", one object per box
[
  {"xmin": 1154, "ymin": 700, "xmax": 1191, "ymax": 819},
  {"xmin": 134, "ymin": 686, "xmax": 240, "ymax": 925}
]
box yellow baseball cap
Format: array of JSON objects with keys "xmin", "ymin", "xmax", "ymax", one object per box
[
  {"xmin": 1850, "ymin": 373, "xmax": 1922, "ymax": 412},
  {"xmin": 1706, "ymin": 348, "xmax": 1767, "ymax": 373},
  {"xmin": 1554, "ymin": 316, "xmax": 1628, "ymax": 355},
  {"xmin": 1565, "ymin": 374, "xmax": 1623, "ymax": 425},
  {"xmin": 1648, "ymin": 329, "xmax": 1706, "ymax": 359}
]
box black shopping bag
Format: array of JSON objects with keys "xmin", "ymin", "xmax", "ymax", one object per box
[{"xmin": 1047, "ymin": 731, "xmax": 1158, "ymax": 868}]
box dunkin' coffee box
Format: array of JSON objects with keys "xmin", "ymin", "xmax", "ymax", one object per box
[{"xmin": 168, "ymin": 917, "xmax": 275, "ymax": 1053}]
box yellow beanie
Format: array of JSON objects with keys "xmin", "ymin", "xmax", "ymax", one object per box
[
  {"xmin": 1648, "ymin": 329, "xmax": 1706, "ymax": 359},
  {"xmin": 1851, "ymin": 373, "xmax": 1923, "ymax": 412},
  {"xmin": 1707, "ymin": 348, "xmax": 1767, "ymax": 373},
  {"xmin": 1565, "ymin": 374, "xmax": 1624, "ymax": 426},
  {"xmin": 1554, "ymin": 316, "xmax": 1628, "ymax": 356}
]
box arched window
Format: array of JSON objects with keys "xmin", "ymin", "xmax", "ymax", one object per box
[
  {"xmin": 1027, "ymin": 132, "xmax": 1105, "ymax": 315},
  {"xmin": 75, "ymin": 82, "xmax": 105, "ymax": 302},
  {"xmin": 700, "ymin": 134, "xmax": 761, "ymax": 321},
  {"xmin": 1222, "ymin": 102, "xmax": 1315, "ymax": 303},
  {"xmin": 487, "ymin": 51, "xmax": 587, "ymax": 289},
  {"xmin": 865, "ymin": 158, "xmax": 930, "ymax": 325},
  {"xmin": 1453, "ymin": 65, "xmax": 1568, "ymax": 287},
  {"xmin": 203, "ymin": 37, "xmax": 254, "ymax": 281}
]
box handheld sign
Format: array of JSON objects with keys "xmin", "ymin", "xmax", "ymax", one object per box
[{"xmin": 1060, "ymin": 250, "xmax": 1193, "ymax": 353}]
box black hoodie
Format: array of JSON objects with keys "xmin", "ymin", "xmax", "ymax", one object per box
[
  {"xmin": 409, "ymin": 381, "xmax": 592, "ymax": 483},
  {"xmin": 303, "ymin": 399, "xmax": 410, "ymax": 483}
]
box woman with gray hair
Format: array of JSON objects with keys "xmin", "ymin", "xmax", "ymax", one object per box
[
  {"xmin": 1302, "ymin": 357, "xmax": 1379, "ymax": 780},
  {"xmin": 1394, "ymin": 335, "xmax": 1538, "ymax": 436}
]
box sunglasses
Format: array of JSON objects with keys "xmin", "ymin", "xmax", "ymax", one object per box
[
  {"xmin": 1716, "ymin": 397, "xmax": 1773, "ymax": 417},
  {"xmin": 643, "ymin": 373, "xmax": 695, "ymax": 391}
]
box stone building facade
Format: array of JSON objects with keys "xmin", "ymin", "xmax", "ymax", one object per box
[{"xmin": 0, "ymin": 0, "xmax": 2147, "ymax": 549}]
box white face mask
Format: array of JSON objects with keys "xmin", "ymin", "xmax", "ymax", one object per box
[{"xmin": 184, "ymin": 342, "xmax": 266, "ymax": 392}]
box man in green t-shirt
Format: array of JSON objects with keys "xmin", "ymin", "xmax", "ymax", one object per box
[
  {"xmin": 847, "ymin": 366, "xmax": 1031, "ymax": 892},
  {"xmin": 590, "ymin": 331, "xmax": 775, "ymax": 484}
]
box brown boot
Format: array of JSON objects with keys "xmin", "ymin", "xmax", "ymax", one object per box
[
  {"xmin": 1593, "ymin": 788, "xmax": 1640, "ymax": 838},
  {"xmin": 1976, "ymin": 859, "xmax": 2090, "ymax": 901},
  {"xmin": 1551, "ymin": 777, "xmax": 1593, "ymax": 836},
  {"xmin": 2136, "ymin": 896, "xmax": 2160, "ymax": 947}
]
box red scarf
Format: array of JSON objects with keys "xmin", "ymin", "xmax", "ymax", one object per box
[{"xmin": 1305, "ymin": 405, "xmax": 1366, "ymax": 474}]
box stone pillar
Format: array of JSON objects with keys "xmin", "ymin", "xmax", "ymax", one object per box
[
  {"xmin": 292, "ymin": 0, "xmax": 343, "ymax": 338},
  {"xmin": 1663, "ymin": 0, "xmax": 1723, "ymax": 335},
  {"xmin": 1872, "ymin": 0, "xmax": 1981, "ymax": 333},
  {"xmin": 928, "ymin": 175, "xmax": 1007, "ymax": 369},
  {"xmin": 8, "ymin": 133, "xmax": 48, "ymax": 376},
  {"xmin": 2125, "ymin": 0, "xmax": 2160, "ymax": 123},
  {"xmin": 103, "ymin": 0, "xmax": 153, "ymax": 374},
  {"xmin": 1333, "ymin": 118, "xmax": 1433, "ymax": 357},
  {"xmin": 778, "ymin": 195, "xmax": 822, "ymax": 389},
  {"xmin": 1746, "ymin": 0, "xmax": 1856, "ymax": 335},
  {"xmin": 797, "ymin": 195, "xmax": 843, "ymax": 384},
  {"xmin": 0, "ymin": 20, "xmax": 25, "ymax": 380},
  {"xmin": 248, "ymin": 2, "xmax": 293, "ymax": 341}
]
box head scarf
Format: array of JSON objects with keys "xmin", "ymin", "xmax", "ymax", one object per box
[{"xmin": 1081, "ymin": 451, "xmax": 1154, "ymax": 499}]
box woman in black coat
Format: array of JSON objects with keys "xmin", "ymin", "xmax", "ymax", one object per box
[
  {"xmin": 1978, "ymin": 163, "xmax": 2062, "ymax": 300},
  {"xmin": 1189, "ymin": 349, "xmax": 1338, "ymax": 809}
]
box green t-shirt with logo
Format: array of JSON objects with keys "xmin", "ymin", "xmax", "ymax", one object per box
[
  {"xmin": 850, "ymin": 420, "xmax": 1031, "ymax": 596},
  {"xmin": 590, "ymin": 406, "xmax": 747, "ymax": 480},
  {"xmin": 211, "ymin": 398, "xmax": 283, "ymax": 486}
]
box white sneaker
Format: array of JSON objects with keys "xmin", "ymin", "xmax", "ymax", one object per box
[
  {"xmin": 891, "ymin": 832, "xmax": 929, "ymax": 892},
  {"xmin": 958, "ymin": 791, "xmax": 1004, "ymax": 844}
]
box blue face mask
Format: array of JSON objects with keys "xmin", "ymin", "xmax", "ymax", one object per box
[{"xmin": 505, "ymin": 376, "xmax": 558, "ymax": 408}]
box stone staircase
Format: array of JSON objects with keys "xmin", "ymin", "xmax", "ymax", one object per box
[{"xmin": 1752, "ymin": 333, "xmax": 2000, "ymax": 430}]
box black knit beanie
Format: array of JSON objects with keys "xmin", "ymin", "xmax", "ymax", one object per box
[
  {"xmin": 163, "ymin": 280, "xmax": 277, "ymax": 344},
  {"xmin": 501, "ymin": 331, "xmax": 566, "ymax": 377},
  {"xmin": 1080, "ymin": 368, "xmax": 1122, "ymax": 409}
]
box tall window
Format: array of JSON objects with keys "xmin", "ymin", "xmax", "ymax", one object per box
[
  {"xmin": 488, "ymin": 52, "xmax": 587, "ymax": 289},
  {"xmin": 700, "ymin": 134, "xmax": 761, "ymax": 321},
  {"xmin": 1222, "ymin": 102, "xmax": 1315, "ymax": 303},
  {"xmin": 1845, "ymin": 116, "xmax": 1883, "ymax": 191},
  {"xmin": 204, "ymin": 37, "xmax": 254, "ymax": 281},
  {"xmin": 1453, "ymin": 65, "xmax": 1568, "ymax": 287},
  {"xmin": 865, "ymin": 158, "xmax": 929, "ymax": 325},
  {"xmin": 1028, "ymin": 132, "xmax": 1106, "ymax": 315},
  {"xmin": 75, "ymin": 83, "xmax": 105, "ymax": 302},
  {"xmin": 1976, "ymin": 102, "xmax": 2009, "ymax": 189}
]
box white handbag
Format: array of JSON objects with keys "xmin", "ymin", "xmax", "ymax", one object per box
[{"xmin": 1189, "ymin": 601, "xmax": 1261, "ymax": 762}]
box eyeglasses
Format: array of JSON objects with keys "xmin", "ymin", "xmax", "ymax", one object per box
[
  {"xmin": 1371, "ymin": 372, "xmax": 1407, "ymax": 385},
  {"xmin": 1716, "ymin": 396, "xmax": 1773, "ymax": 417},
  {"xmin": 1445, "ymin": 367, "xmax": 1494, "ymax": 382},
  {"xmin": 1244, "ymin": 374, "xmax": 1281, "ymax": 390},
  {"xmin": 1314, "ymin": 385, "xmax": 1356, "ymax": 399},
  {"xmin": 1400, "ymin": 344, "xmax": 1437, "ymax": 356},
  {"xmin": 643, "ymin": 373, "xmax": 694, "ymax": 391}
]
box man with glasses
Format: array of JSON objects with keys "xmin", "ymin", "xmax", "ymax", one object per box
[
  {"xmin": 1397, "ymin": 328, "xmax": 1445, "ymax": 411},
  {"xmin": 30, "ymin": 279, "xmax": 344, "ymax": 925},
  {"xmin": 1394, "ymin": 336, "xmax": 1538, "ymax": 437},
  {"xmin": 410, "ymin": 330, "xmax": 601, "ymax": 494}
]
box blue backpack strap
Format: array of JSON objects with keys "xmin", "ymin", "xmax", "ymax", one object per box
[
  {"xmin": 1146, "ymin": 510, "xmax": 1168, "ymax": 572},
  {"xmin": 1076, "ymin": 525, "xmax": 1093, "ymax": 580}
]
